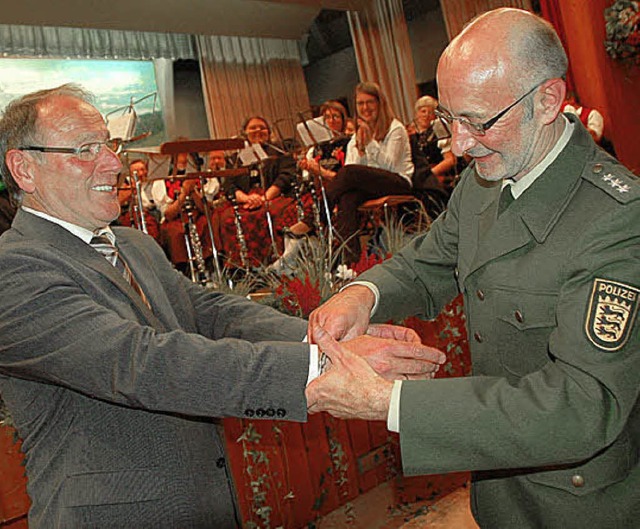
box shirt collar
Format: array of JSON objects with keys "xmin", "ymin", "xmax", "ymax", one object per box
[
  {"xmin": 502, "ymin": 115, "xmax": 574, "ymax": 198},
  {"xmin": 21, "ymin": 206, "xmax": 114, "ymax": 244}
]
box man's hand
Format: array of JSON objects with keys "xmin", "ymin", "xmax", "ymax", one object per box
[
  {"xmin": 308, "ymin": 285, "xmax": 375, "ymax": 343},
  {"xmin": 350, "ymin": 324, "xmax": 445, "ymax": 380},
  {"xmin": 306, "ymin": 327, "xmax": 394, "ymax": 421}
]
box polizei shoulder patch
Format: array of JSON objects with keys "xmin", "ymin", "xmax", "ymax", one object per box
[{"xmin": 586, "ymin": 278, "xmax": 639, "ymax": 351}]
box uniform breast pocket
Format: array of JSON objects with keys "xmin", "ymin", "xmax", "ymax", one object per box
[{"xmin": 495, "ymin": 290, "xmax": 558, "ymax": 378}]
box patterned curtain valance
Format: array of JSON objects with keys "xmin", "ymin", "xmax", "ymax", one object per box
[{"xmin": 0, "ymin": 24, "xmax": 196, "ymax": 60}]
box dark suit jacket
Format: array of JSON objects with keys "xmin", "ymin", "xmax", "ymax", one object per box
[
  {"xmin": 360, "ymin": 115, "xmax": 640, "ymax": 528},
  {"xmin": 0, "ymin": 210, "xmax": 310, "ymax": 528}
]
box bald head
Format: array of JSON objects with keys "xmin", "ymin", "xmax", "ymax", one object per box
[{"xmin": 439, "ymin": 8, "xmax": 567, "ymax": 93}]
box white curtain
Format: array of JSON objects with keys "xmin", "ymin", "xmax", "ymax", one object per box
[
  {"xmin": 152, "ymin": 59, "xmax": 177, "ymax": 140},
  {"xmin": 197, "ymin": 35, "xmax": 311, "ymax": 142},
  {"xmin": 438, "ymin": 0, "xmax": 533, "ymax": 40},
  {"xmin": 0, "ymin": 24, "xmax": 195, "ymax": 59},
  {"xmin": 347, "ymin": 0, "xmax": 418, "ymax": 125}
]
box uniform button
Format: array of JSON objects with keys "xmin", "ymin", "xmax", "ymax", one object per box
[
  {"xmin": 216, "ymin": 457, "xmax": 225, "ymax": 469},
  {"xmin": 244, "ymin": 408, "xmax": 255, "ymax": 417},
  {"xmin": 592, "ymin": 163, "xmax": 604, "ymax": 174},
  {"xmin": 454, "ymin": 267, "xmax": 459, "ymax": 281},
  {"xmin": 514, "ymin": 310, "xmax": 524, "ymax": 323},
  {"xmin": 276, "ymin": 408, "xmax": 286, "ymax": 418},
  {"xmin": 476, "ymin": 289, "xmax": 485, "ymax": 301},
  {"xmin": 571, "ymin": 474, "xmax": 585, "ymax": 488},
  {"xmin": 473, "ymin": 331, "xmax": 483, "ymax": 343},
  {"xmin": 266, "ymin": 408, "xmax": 275, "ymax": 417},
  {"xmin": 256, "ymin": 408, "xmax": 265, "ymax": 417}
]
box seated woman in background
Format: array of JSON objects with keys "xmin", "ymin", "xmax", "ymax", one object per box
[
  {"xmin": 326, "ymin": 82, "xmax": 413, "ymax": 262},
  {"xmin": 408, "ymin": 95, "xmax": 457, "ymax": 194},
  {"xmin": 212, "ymin": 116, "xmax": 298, "ymax": 268},
  {"xmin": 269, "ymin": 100, "xmax": 351, "ymax": 270}
]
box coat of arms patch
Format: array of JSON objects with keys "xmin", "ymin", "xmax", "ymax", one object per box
[{"xmin": 586, "ymin": 278, "xmax": 639, "ymax": 351}]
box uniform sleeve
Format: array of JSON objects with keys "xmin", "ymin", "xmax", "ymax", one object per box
[{"xmin": 398, "ymin": 203, "xmax": 640, "ymax": 477}]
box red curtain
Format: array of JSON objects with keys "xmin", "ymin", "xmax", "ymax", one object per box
[{"xmin": 538, "ymin": 0, "xmax": 575, "ymax": 92}]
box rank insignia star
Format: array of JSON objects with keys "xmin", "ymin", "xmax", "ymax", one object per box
[{"xmin": 602, "ymin": 173, "xmax": 630, "ymax": 193}]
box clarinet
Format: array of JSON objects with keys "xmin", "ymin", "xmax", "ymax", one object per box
[
  {"xmin": 131, "ymin": 170, "xmax": 148, "ymax": 234},
  {"xmin": 182, "ymin": 196, "xmax": 208, "ymax": 285},
  {"xmin": 308, "ymin": 177, "xmax": 324, "ymax": 240},
  {"xmin": 293, "ymin": 176, "xmax": 305, "ymax": 223},
  {"xmin": 229, "ymin": 193, "xmax": 249, "ymax": 269}
]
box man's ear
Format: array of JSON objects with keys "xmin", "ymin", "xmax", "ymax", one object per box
[
  {"xmin": 5, "ymin": 149, "xmax": 36, "ymax": 194},
  {"xmin": 538, "ymin": 78, "xmax": 566, "ymax": 125}
]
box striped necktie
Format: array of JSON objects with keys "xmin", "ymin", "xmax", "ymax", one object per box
[{"xmin": 90, "ymin": 232, "xmax": 152, "ymax": 310}]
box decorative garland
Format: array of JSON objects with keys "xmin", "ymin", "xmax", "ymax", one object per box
[{"xmin": 604, "ymin": 0, "xmax": 640, "ymax": 65}]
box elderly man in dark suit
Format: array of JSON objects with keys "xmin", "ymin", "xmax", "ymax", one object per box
[
  {"xmin": 306, "ymin": 8, "xmax": 639, "ymax": 529},
  {"xmin": 0, "ymin": 84, "xmax": 445, "ymax": 528}
]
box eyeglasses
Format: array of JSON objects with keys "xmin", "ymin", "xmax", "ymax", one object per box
[
  {"xmin": 434, "ymin": 82, "xmax": 542, "ymax": 136},
  {"xmin": 356, "ymin": 99, "xmax": 378, "ymax": 108},
  {"xmin": 18, "ymin": 138, "xmax": 124, "ymax": 162}
]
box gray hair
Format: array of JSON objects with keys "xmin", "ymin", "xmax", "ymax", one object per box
[
  {"xmin": 511, "ymin": 13, "xmax": 568, "ymax": 90},
  {"xmin": 0, "ymin": 83, "xmax": 94, "ymax": 205},
  {"xmin": 414, "ymin": 95, "xmax": 438, "ymax": 113}
]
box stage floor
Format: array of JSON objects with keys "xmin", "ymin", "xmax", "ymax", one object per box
[{"xmin": 317, "ymin": 482, "xmax": 478, "ymax": 529}]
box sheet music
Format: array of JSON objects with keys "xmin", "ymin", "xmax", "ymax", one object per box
[
  {"xmin": 296, "ymin": 116, "xmax": 333, "ymax": 147},
  {"xmin": 238, "ymin": 142, "xmax": 269, "ymax": 166},
  {"xmin": 107, "ymin": 110, "xmax": 137, "ymax": 141}
]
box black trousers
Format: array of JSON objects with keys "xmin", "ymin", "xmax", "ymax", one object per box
[{"xmin": 325, "ymin": 164, "xmax": 411, "ymax": 262}]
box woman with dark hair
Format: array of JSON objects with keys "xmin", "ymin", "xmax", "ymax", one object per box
[
  {"xmin": 326, "ymin": 82, "xmax": 413, "ymax": 261},
  {"xmin": 212, "ymin": 116, "xmax": 298, "ymax": 268}
]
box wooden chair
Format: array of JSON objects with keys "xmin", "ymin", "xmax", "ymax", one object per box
[{"xmin": 357, "ymin": 194, "xmax": 424, "ymax": 248}]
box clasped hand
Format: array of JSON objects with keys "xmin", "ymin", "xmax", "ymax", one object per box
[{"xmin": 306, "ymin": 323, "xmax": 445, "ymax": 421}]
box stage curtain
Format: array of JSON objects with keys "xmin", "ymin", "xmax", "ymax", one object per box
[
  {"xmin": 153, "ymin": 59, "xmax": 178, "ymax": 140},
  {"xmin": 438, "ymin": 0, "xmax": 533, "ymax": 40},
  {"xmin": 347, "ymin": 0, "xmax": 418, "ymax": 124},
  {"xmin": 196, "ymin": 35, "xmax": 310, "ymax": 142},
  {"xmin": 0, "ymin": 24, "xmax": 195, "ymax": 60}
]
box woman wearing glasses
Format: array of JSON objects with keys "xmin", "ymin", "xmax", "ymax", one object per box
[{"xmin": 325, "ymin": 82, "xmax": 413, "ymax": 262}]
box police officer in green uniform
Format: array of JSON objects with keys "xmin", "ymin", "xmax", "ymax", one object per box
[{"xmin": 305, "ymin": 8, "xmax": 639, "ymax": 528}]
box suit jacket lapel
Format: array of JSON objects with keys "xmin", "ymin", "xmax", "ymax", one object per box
[{"xmin": 12, "ymin": 210, "xmax": 161, "ymax": 326}]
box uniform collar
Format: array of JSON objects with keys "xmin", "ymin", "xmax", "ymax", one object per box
[{"xmin": 502, "ymin": 115, "xmax": 573, "ymax": 198}]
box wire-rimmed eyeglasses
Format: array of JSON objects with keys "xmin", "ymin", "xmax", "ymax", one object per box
[
  {"xmin": 434, "ymin": 82, "xmax": 543, "ymax": 137},
  {"xmin": 17, "ymin": 138, "xmax": 124, "ymax": 162}
]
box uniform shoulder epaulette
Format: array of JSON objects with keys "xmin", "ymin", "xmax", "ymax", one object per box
[{"xmin": 582, "ymin": 159, "xmax": 640, "ymax": 204}]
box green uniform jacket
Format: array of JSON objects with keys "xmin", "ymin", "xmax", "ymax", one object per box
[{"xmin": 360, "ymin": 116, "xmax": 640, "ymax": 528}]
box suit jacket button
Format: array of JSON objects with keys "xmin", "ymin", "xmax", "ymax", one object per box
[
  {"xmin": 244, "ymin": 408, "xmax": 254, "ymax": 417},
  {"xmin": 266, "ymin": 408, "xmax": 275, "ymax": 417},
  {"xmin": 276, "ymin": 408, "xmax": 286, "ymax": 418},
  {"xmin": 514, "ymin": 310, "xmax": 524, "ymax": 323},
  {"xmin": 216, "ymin": 457, "xmax": 225, "ymax": 469},
  {"xmin": 473, "ymin": 331, "xmax": 483, "ymax": 343},
  {"xmin": 571, "ymin": 474, "xmax": 585, "ymax": 488}
]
